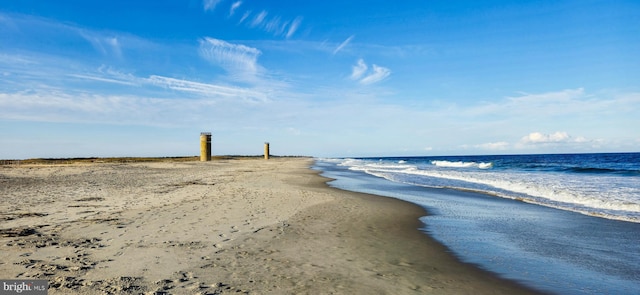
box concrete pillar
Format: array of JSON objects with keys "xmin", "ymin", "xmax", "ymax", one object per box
[
  {"xmin": 200, "ymin": 132, "xmax": 211, "ymax": 161},
  {"xmin": 264, "ymin": 142, "xmax": 270, "ymax": 160}
]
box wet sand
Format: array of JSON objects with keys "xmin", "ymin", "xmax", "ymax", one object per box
[{"xmin": 0, "ymin": 158, "xmax": 542, "ymax": 294}]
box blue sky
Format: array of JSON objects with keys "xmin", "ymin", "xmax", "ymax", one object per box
[{"xmin": 1, "ymin": 0, "xmax": 639, "ymax": 158}]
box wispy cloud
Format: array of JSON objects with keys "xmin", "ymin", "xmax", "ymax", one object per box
[
  {"xmin": 350, "ymin": 59, "xmax": 367, "ymax": 80},
  {"xmin": 0, "ymin": 72, "xmax": 272, "ymax": 126},
  {"xmin": 242, "ymin": 11, "xmax": 301, "ymax": 39},
  {"xmin": 0, "ymin": 91, "xmax": 157, "ymax": 124},
  {"xmin": 264, "ymin": 16, "xmax": 287, "ymax": 36},
  {"xmin": 0, "ymin": 15, "xmax": 275, "ymax": 103},
  {"xmin": 0, "ymin": 54, "xmax": 37, "ymax": 66},
  {"xmin": 2, "ymin": 43, "xmax": 272, "ymax": 115},
  {"xmin": 436, "ymin": 89, "xmax": 640, "ymax": 153},
  {"xmin": 203, "ymin": 0, "xmax": 223, "ymax": 12},
  {"xmin": 465, "ymin": 88, "xmax": 640, "ymax": 121},
  {"xmin": 67, "ymin": 73, "xmax": 137, "ymax": 86},
  {"xmin": 506, "ymin": 88, "xmax": 587, "ymax": 114},
  {"xmin": 519, "ymin": 131, "xmax": 587, "ymax": 145},
  {"xmin": 2, "ymin": 13, "xmax": 132, "ymax": 59},
  {"xmin": 80, "ymin": 33, "xmax": 122, "ymax": 58},
  {"xmin": 350, "ymin": 59, "xmax": 390, "ymax": 85},
  {"xmin": 213, "ymin": 2, "xmax": 302, "ymax": 38},
  {"xmin": 198, "ymin": 37, "xmax": 262, "ymax": 75},
  {"xmin": 146, "ymin": 75, "xmax": 267, "ymax": 102},
  {"xmin": 360, "ymin": 65, "xmax": 391, "ymax": 85},
  {"xmin": 239, "ymin": 11, "xmax": 251, "ymax": 24},
  {"xmin": 286, "ymin": 17, "xmax": 302, "ymax": 39},
  {"xmin": 251, "ymin": 10, "xmax": 268, "ymax": 27},
  {"xmin": 333, "ymin": 35, "xmax": 354, "ymax": 55},
  {"xmin": 461, "ymin": 132, "xmax": 594, "ymax": 153},
  {"xmin": 229, "ymin": 1, "xmax": 242, "ymax": 16}
]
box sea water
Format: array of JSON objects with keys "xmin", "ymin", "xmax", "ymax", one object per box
[{"xmin": 314, "ymin": 153, "xmax": 640, "ymax": 295}]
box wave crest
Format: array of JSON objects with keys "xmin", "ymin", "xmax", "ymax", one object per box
[{"xmin": 431, "ymin": 160, "xmax": 493, "ymax": 169}]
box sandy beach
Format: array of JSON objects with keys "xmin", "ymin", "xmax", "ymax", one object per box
[{"xmin": 0, "ymin": 158, "xmax": 542, "ymax": 294}]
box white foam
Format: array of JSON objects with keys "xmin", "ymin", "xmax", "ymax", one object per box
[
  {"xmin": 334, "ymin": 158, "xmax": 640, "ymax": 223},
  {"xmin": 478, "ymin": 162, "xmax": 493, "ymax": 169},
  {"xmin": 431, "ymin": 160, "xmax": 493, "ymax": 169}
]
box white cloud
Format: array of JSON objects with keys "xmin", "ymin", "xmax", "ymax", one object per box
[
  {"xmin": 146, "ymin": 75, "xmax": 267, "ymax": 103},
  {"xmin": 80, "ymin": 33, "xmax": 122, "ymax": 58},
  {"xmin": 249, "ymin": 12, "xmax": 300, "ymax": 38},
  {"xmin": 0, "ymin": 74, "xmax": 271, "ymax": 126},
  {"xmin": 198, "ymin": 37, "xmax": 262, "ymax": 75},
  {"xmin": 239, "ymin": 11, "xmax": 251, "ymax": 24},
  {"xmin": 229, "ymin": 1, "xmax": 242, "ymax": 16},
  {"xmin": 67, "ymin": 73, "xmax": 138, "ymax": 86},
  {"xmin": 251, "ymin": 10, "xmax": 268, "ymax": 27},
  {"xmin": 509, "ymin": 88, "xmax": 585, "ymax": 104},
  {"xmin": 217, "ymin": 3, "xmax": 302, "ymax": 38},
  {"xmin": 521, "ymin": 131, "xmax": 571, "ymax": 144},
  {"xmin": 0, "ymin": 54, "xmax": 37, "ymax": 66},
  {"xmin": 350, "ymin": 59, "xmax": 367, "ymax": 80},
  {"xmin": 350, "ymin": 59, "xmax": 390, "ymax": 85},
  {"xmin": 447, "ymin": 89, "xmax": 639, "ymax": 150},
  {"xmin": 506, "ymin": 131, "xmax": 608, "ymax": 152},
  {"xmin": 203, "ymin": 0, "xmax": 223, "ymax": 12},
  {"xmin": 359, "ymin": 64, "xmax": 391, "ymax": 85},
  {"xmin": 333, "ymin": 35, "xmax": 354, "ymax": 55},
  {"xmin": 286, "ymin": 17, "xmax": 302, "ymax": 39},
  {"xmin": 469, "ymin": 88, "xmax": 588, "ymax": 118},
  {"xmin": 264, "ymin": 16, "xmax": 288, "ymax": 36},
  {"xmin": 0, "ymin": 91, "xmax": 152, "ymax": 123},
  {"xmin": 1, "ymin": 13, "xmax": 163, "ymax": 64}
]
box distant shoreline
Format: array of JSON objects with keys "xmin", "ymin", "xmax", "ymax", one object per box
[{"xmin": 0, "ymin": 155, "xmax": 310, "ymax": 165}]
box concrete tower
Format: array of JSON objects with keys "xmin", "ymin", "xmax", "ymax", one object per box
[{"xmin": 200, "ymin": 132, "xmax": 211, "ymax": 161}]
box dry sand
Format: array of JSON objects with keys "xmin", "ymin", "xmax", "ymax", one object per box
[{"xmin": 0, "ymin": 158, "xmax": 543, "ymax": 294}]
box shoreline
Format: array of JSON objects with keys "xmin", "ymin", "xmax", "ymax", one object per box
[
  {"xmin": 300, "ymin": 159, "xmax": 545, "ymax": 294},
  {"xmin": 0, "ymin": 157, "xmax": 544, "ymax": 294}
]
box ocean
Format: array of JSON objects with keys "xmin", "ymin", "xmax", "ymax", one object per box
[{"xmin": 314, "ymin": 153, "xmax": 640, "ymax": 295}]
